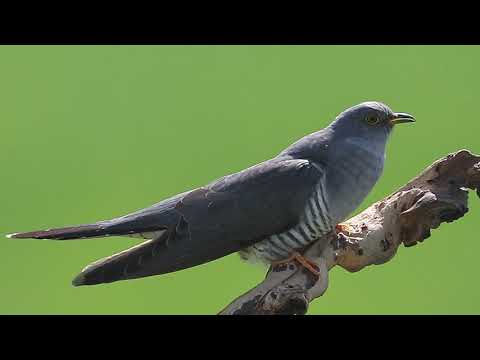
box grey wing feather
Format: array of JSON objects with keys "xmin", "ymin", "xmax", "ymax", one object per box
[{"xmin": 72, "ymin": 157, "xmax": 323, "ymax": 285}]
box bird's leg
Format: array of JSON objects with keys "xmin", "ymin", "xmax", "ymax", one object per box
[
  {"xmin": 335, "ymin": 223, "xmax": 355, "ymax": 235},
  {"xmin": 272, "ymin": 251, "xmax": 320, "ymax": 278}
]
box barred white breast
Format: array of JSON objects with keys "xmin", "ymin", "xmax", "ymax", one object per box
[{"xmin": 239, "ymin": 173, "xmax": 333, "ymax": 263}]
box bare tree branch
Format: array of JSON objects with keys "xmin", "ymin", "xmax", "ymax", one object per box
[{"xmin": 219, "ymin": 149, "xmax": 480, "ymax": 315}]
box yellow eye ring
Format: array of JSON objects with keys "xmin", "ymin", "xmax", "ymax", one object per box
[{"xmin": 365, "ymin": 115, "xmax": 380, "ymax": 125}]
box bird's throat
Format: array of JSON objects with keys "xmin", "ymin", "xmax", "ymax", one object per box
[{"xmin": 325, "ymin": 137, "xmax": 386, "ymax": 223}]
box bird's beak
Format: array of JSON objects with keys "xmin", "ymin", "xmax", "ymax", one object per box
[{"xmin": 390, "ymin": 112, "xmax": 416, "ymax": 125}]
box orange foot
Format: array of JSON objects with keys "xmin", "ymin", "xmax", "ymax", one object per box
[
  {"xmin": 272, "ymin": 251, "xmax": 320, "ymax": 278},
  {"xmin": 335, "ymin": 223, "xmax": 355, "ymax": 235}
]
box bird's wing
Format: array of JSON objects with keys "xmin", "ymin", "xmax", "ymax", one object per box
[{"xmin": 72, "ymin": 157, "xmax": 323, "ymax": 285}]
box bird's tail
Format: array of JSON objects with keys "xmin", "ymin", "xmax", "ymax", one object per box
[
  {"xmin": 6, "ymin": 222, "xmax": 115, "ymax": 240},
  {"xmin": 6, "ymin": 207, "xmax": 174, "ymax": 241}
]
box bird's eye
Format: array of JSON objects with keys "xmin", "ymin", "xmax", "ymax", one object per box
[{"xmin": 365, "ymin": 115, "xmax": 380, "ymax": 125}]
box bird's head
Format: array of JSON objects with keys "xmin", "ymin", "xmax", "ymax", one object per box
[{"xmin": 330, "ymin": 101, "xmax": 415, "ymax": 144}]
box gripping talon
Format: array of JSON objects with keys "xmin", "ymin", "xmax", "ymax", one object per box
[{"xmin": 272, "ymin": 251, "xmax": 320, "ymax": 278}]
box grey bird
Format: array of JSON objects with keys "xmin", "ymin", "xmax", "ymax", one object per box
[{"xmin": 7, "ymin": 101, "xmax": 415, "ymax": 286}]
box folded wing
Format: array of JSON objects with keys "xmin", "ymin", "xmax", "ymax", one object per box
[{"xmin": 71, "ymin": 158, "xmax": 322, "ymax": 285}]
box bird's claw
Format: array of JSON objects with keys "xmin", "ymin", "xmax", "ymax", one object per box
[{"xmin": 272, "ymin": 251, "xmax": 321, "ymax": 278}]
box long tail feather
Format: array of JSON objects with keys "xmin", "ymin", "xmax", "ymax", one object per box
[{"xmin": 6, "ymin": 223, "xmax": 111, "ymax": 240}]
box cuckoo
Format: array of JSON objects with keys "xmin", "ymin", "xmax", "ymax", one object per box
[{"xmin": 7, "ymin": 101, "xmax": 415, "ymax": 286}]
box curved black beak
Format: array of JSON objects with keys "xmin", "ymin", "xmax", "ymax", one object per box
[{"xmin": 390, "ymin": 112, "xmax": 415, "ymax": 125}]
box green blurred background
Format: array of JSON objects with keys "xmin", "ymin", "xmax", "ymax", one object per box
[{"xmin": 1, "ymin": 45, "xmax": 479, "ymax": 314}]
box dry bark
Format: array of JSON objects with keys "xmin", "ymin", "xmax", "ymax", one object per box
[{"xmin": 219, "ymin": 149, "xmax": 480, "ymax": 315}]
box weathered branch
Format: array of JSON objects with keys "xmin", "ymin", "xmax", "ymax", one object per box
[{"xmin": 219, "ymin": 149, "xmax": 480, "ymax": 315}]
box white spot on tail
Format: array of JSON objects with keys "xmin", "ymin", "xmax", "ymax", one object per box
[{"xmin": 6, "ymin": 233, "xmax": 17, "ymax": 238}]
